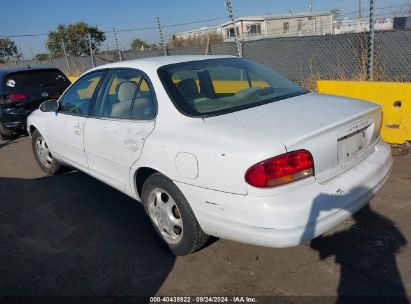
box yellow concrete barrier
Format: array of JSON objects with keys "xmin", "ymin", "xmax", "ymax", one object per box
[
  {"xmin": 68, "ymin": 76, "xmax": 78, "ymax": 83},
  {"xmin": 317, "ymin": 80, "xmax": 411, "ymax": 144}
]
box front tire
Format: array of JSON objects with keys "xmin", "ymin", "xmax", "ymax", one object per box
[
  {"xmin": 142, "ymin": 173, "xmax": 209, "ymax": 255},
  {"xmin": 31, "ymin": 130, "xmax": 61, "ymax": 175}
]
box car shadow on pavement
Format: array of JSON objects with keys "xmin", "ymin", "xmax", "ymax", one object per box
[
  {"xmin": 0, "ymin": 138, "xmax": 18, "ymax": 149},
  {"xmin": 302, "ymin": 187, "xmax": 408, "ymax": 303},
  {"xmin": 0, "ymin": 171, "xmax": 175, "ymax": 296}
]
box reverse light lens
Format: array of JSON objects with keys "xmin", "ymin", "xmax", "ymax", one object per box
[
  {"xmin": 8, "ymin": 93, "xmax": 27, "ymax": 102},
  {"xmin": 245, "ymin": 150, "xmax": 314, "ymax": 188}
]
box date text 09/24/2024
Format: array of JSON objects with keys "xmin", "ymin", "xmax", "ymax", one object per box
[{"xmin": 149, "ymin": 296, "xmax": 257, "ymax": 303}]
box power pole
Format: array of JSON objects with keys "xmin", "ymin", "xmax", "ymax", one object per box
[
  {"xmin": 61, "ymin": 38, "xmax": 71, "ymax": 75},
  {"xmin": 359, "ymin": 0, "xmax": 362, "ymax": 18},
  {"xmin": 48, "ymin": 52, "xmax": 53, "ymax": 67},
  {"xmin": 88, "ymin": 33, "xmax": 95, "ymax": 68},
  {"xmin": 18, "ymin": 47, "xmax": 24, "ymax": 62},
  {"xmin": 157, "ymin": 17, "xmax": 167, "ymax": 56},
  {"xmin": 310, "ymin": 0, "xmax": 313, "ymax": 12},
  {"xmin": 225, "ymin": 0, "xmax": 241, "ymax": 57},
  {"xmin": 113, "ymin": 28, "xmax": 123, "ymax": 61},
  {"xmin": 367, "ymin": 0, "xmax": 375, "ymax": 81},
  {"xmin": 1, "ymin": 50, "xmax": 8, "ymax": 66},
  {"xmin": 30, "ymin": 48, "xmax": 35, "ymax": 63}
]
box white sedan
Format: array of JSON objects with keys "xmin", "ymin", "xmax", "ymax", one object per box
[{"xmin": 27, "ymin": 55, "xmax": 392, "ymax": 255}]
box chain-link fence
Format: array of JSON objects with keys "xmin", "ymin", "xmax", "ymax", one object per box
[
  {"xmin": 243, "ymin": 30, "xmax": 411, "ymax": 86},
  {"xmin": 1, "ymin": 29, "xmax": 410, "ymax": 88}
]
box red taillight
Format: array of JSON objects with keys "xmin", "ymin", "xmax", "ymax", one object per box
[
  {"xmin": 245, "ymin": 150, "xmax": 314, "ymax": 188},
  {"xmin": 8, "ymin": 93, "xmax": 26, "ymax": 102}
]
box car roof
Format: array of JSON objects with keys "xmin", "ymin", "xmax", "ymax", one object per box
[
  {"xmin": 91, "ymin": 55, "xmax": 237, "ymax": 72},
  {"xmin": 0, "ymin": 66, "xmax": 62, "ymax": 76}
]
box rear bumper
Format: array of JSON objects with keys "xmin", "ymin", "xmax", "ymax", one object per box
[
  {"xmin": 0, "ymin": 108, "xmax": 31, "ymax": 133},
  {"xmin": 176, "ymin": 139, "xmax": 393, "ymax": 248}
]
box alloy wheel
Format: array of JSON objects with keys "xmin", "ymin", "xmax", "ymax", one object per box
[
  {"xmin": 35, "ymin": 136, "xmax": 53, "ymax": 168},
  {"xmin": 147, "ymin": 188, "xmax": 184, "ymax": 244}
]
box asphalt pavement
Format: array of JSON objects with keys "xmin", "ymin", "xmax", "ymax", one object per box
[{"xmin": 0, "ymin": 136, "xmax": 410, "ymax": 302}]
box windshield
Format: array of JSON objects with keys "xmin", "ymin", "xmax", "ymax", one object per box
[{"xmin": 157, "ymin": 58, "xmax": 306, "ymax": 117}]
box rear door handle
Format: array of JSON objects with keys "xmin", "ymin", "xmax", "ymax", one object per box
[
  {"xmin": 124, "ymin": 140, "xmax": 139, "ymax": 152},
  {"xmin": 73, "ymin": 125, "xmax": 81, "ymax": 135}
]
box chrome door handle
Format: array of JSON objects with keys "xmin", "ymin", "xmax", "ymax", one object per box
[
  {"xmin": 73, "ymin": 125, "xmax": 81, "ymax": 135},
  {"xmin": 124, "ymin": 140, "xmax": 138, "ymax": 151}
]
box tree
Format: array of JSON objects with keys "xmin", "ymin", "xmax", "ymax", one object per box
[
  {"xmin": 131, "ymin": 38, "xmax": 150, "ymax": 50},
  {"xmin": 46, "ymin": 22, "xmax": 105, "ymax": 57},
  {"xmin": 331, "ymin": 8, "xmax": 341, "ymax": 18},
  {"xmin": 0, "ymin": 38, "xmax": 19, "ymax": 62},
  {"xmin": 35, "ymin": 53, "xmax": 49, "ymax": 61}
]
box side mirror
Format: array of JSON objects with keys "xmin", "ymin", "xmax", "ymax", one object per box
[{"xmin": 40, "ymin": 99, "xmax": 59, "ymax": 112}]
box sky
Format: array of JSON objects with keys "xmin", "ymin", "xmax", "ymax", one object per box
[{"xmin": 1, "ymin": 0, "xmax": 410, "ymax": 58}]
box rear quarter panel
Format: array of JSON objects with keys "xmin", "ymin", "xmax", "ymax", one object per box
[{"xmin": 130, "ymin": 120, "xmax": 287, "ymax": 198}]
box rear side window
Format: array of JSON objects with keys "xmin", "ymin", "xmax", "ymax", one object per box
[{"xmin": 3, "ymin": 70, "xmax": 69, "ymax": 94}]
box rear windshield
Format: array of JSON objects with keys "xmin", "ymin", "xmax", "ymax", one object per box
[
  {"xmin": 3, "ymin": 70, "xmax": 69, "ymax": 94},
  {"xmin": 157, "ymin": 58, "xmax": 306, "ymax": 117}
]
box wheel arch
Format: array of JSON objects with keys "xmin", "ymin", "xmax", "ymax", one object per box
[
  {"xmin": 28, "ymin": 125, "xmax": 37, "ymax": 136},
  {"xmin": 134, "ymin": 167, "xmax": 160, "ymax": 200}
]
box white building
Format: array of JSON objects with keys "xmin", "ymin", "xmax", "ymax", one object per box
[
  {"xmin": 333, "ymin": 17, "xmax": 394, "ymax": 34},
  {"xmin": 375, "ymin": 17, "xmax": 394, "ymax": 31},
  {"xmin": 221, "ymin": 12, "xmax": 333, "ymax": 41},
  {"xmin": 174, "ymin": 26, "xmax": 222, "ymax": 40},
  {"xmin": 173, "ymin": 12, "xmax": 334, "ymax": 42}
]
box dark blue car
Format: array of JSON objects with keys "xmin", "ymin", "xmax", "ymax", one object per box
[{"xmin": 0, "ymin": 67, "xmax": 70, "ymax": 139}]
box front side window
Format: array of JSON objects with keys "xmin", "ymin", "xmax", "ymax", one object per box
[
  {"xmin": 94, "ymin": 69, "xmax": 155, "ymax": 120},
  {"xmin": 60, "ymin": 71, "xmax": 105, "ymax": 115},
  {"xmin": 158, "ymin": 58, "xmax": 306, "ymax": 117}
]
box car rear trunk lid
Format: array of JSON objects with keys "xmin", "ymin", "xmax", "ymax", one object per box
[{"xmin": 204, "ymin": 92, "xmax": 382, "ymax": 184}]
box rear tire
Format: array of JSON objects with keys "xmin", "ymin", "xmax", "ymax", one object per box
[
  {"xmin": 31, "ymin": 130, "xmax": 61, "ymax": 175},
  {"xmin": 142, "ymin": 173, "xmax": 209, "ymax": 255},
  {"xmin": 0, "ymin": 124, "xmax": 15, "ymax": 140}
]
